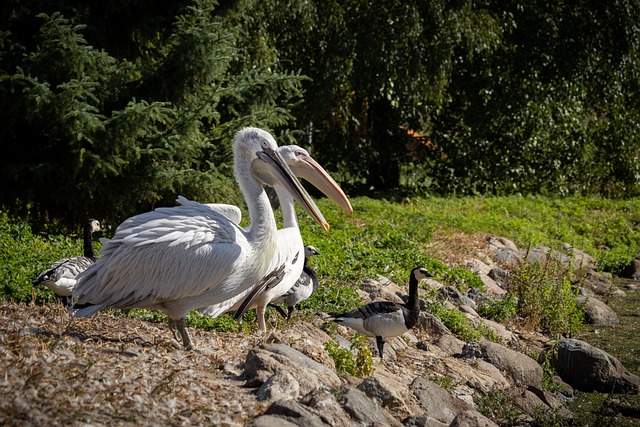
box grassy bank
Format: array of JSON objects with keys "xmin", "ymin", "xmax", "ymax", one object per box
[{"xmin": 3, "ymin": 195, "xmax": 640, "ymax": 307}]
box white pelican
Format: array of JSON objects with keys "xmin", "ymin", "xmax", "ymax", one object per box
[
  {"xmin": 32, "ymin": 219, "xmax": 101, "ymax": 305},
  {"xmin": 201, "ymin": 145, "xmax": 352, "ymax": 332},
  {"xmin": 268, "ymin": 244, "xmax": 320, "ymax": 319},
  {"xmin": 331, "ymin": 267, "xmax": 433, "ymax": 358},
  {"xmin": 71, "ymin": 128, "xmax": 332, "ymax": 350}
]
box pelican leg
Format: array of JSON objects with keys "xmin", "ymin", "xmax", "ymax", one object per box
[
  {"xmin": 257, "ymin": 305, "xmax": 267, "ymax": 333},
  {"xmin": 168, "ymin": 317, "xmax": 195, "ymax": 350},
  {"xmin": 376, "ymin": 336, "xmax": 385, "ymax": 359}
]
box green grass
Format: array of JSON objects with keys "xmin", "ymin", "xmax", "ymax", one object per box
[{"xmin": 3, "ymin": 195, "xmax": 640, "ymax": 332}]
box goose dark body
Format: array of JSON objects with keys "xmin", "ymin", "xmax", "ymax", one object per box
[
  {"xmin": 32, "ymin": 219, "xmax": 101, "ymax": 305},
  {"xmin": 331, "ymin": 267, "xmax": 433, "ymax": 358}
]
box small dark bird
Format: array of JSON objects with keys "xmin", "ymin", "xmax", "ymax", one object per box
[
  {"xmin": 331, "ymin": 266, "xmax": 433, "ymax": 358},
  {"xmin": 32, "ymin": 219, "xmax": 101, "ymax": 305},
  {"xmin": 269, "ymin": 245, "xmax": 320, "ymax": 319}
]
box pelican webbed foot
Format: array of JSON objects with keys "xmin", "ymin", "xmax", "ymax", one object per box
[{"xmin": 169, "ymin": 317, "xmax": 195, "ymax": 350}]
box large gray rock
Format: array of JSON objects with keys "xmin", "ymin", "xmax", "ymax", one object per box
[
  {"xmin": 550, "ymin": 339, "xmax": 640, "ymax": 394},
  {"xmin": 300, "ymin": 389, "xmax": 353, "ymax": 427},
  {"xmin": 340, "ymin": 387, "xmax": 401, "ymax": 426},
  {"xmin": 460, "ymin": 340, "xmax": 542, "ymax": 387},
  {"xmin": 244, "ymin": 343, "xmax": 340, "ymax": 395},
  {"xmin": 256, "ymin": 370, "xmax": 300, "ymax": 402},
  {"xmin": 578, "ymin": 296, "xmax": 619, "ymax": 325},
  {"xmin": 485, "ymin": 236, "xmax": 520, "ymax": 253},
  {"xmin": 358, "ymin": 372, "xmax": 414, "ymax": 418},
  {"xmin": 410, "ymin": 377, "xmax": 472, "ymax": 425}
]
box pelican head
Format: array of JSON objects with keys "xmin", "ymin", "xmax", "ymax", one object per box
[
  {"xmin": 236, "ymin": 128, "xmax": 331, "ymax": 231},
  {"xmin": 251, "ymin": 143, "xmax": 353, "ymax": 218},
  {"xmin": 279, "ymin": 145, "xmax": 352, "ymax": 215}
]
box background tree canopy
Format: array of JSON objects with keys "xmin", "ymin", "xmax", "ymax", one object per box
[{"xmin": 1, "ymin": 0, "xmax": 639, "ymax": 228}]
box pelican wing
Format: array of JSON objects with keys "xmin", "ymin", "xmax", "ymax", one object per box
[
  {"xmin": 233, "ymin": 262, "xmax": 287, "ymax": 320},
  {"xmin": 176, "ymin": 196, "xmax": 243, "ymax": 224},
  {"xmin": 73, "ymin": 204, "xmax": 250, "ymax": 315}
]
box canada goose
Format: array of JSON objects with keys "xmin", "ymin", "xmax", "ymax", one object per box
[
  {"xmin": 32, "ymin": 218, "xmax": 101, "ymax": 305},
  {"xmin": 331, "ymin": 266, "xmax": 433, "ymax": 358},
  {"xmin": 268, "ymin": 245, "xmax": 320, "ymax": 319}
]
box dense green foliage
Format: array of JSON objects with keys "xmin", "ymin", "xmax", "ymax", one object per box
[{"xmin": 2, "ymin": 0, "xmax": 640, "ymax": 228}]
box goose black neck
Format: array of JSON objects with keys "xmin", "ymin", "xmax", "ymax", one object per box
[
  {"xmin": 406, "ymin": 271, "xmax": 420, "ymax": 311},
  {"xmin": 83, "ymin": 223, "xmax": 97, "ymax": 260}
]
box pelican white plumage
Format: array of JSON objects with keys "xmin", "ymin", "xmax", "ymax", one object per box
[
  {"xmin": 71, "ymin": 128, "xmax": 332, "ymax": 350},
  {"xmin": 201, "ymin": 145, "xmax": 352, "ymax": 332},
  {"xmin": 331, "ymin": 267, "xmax": 433, "ymax": 358},
  {"xmin": 33, "ymin": 219, "xmax": 101, "ymax": 305}
]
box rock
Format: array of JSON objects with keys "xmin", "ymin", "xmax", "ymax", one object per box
[
  {"xmin": 410, "ymin": 376, "xmax": 472, "ymax": 425},
  {"xmin": 433, "ymin": 334, "xmax": 466, "ymax": 356},
  {"xmin": 402, "ymin": 415, "xmax": 448, "ymax": 426},
  {"xmin": 340, "ymin": 387, "xmax": 401, "ymax": 426},
  {"xmin": 487, "ymin": 267, "xmax": 509, "ymax": 285},
  {"xmin": 506, "ymin": 386, "xmax": 574, "ymax": 421},
  {"xmin": 256, "ymin": 371, "xmax": 300, "ymax": 402},
  {"xmin": 252, "ymin": 399, "xmax": 329, "ymax": 427},
  {"xmin": 419, "ymin": 313, "xmax": 451, "ymax": 337},
  {"xmin": 526, "ymin": 386, "xmax": 574, "ymax": 419},
  {"xmin": 559, "ymin": 243, "xmax": 598, "ymax": 269},
  {"xmin": 268, "ymin": 322, "xmax": 337, "ymax": 369},
  {"xmin": 360, "ymin": 277, "xmax": 406, "ymax": 304},
  {"xmin": 300, "ymin": 389, "xmax": 353, "ymax": 427},
  {"xmin": 578, "ymin": 296, "xmax": 620, "ymax": 325},
  {"xmin": 358, "ymin": 373, "xmax": 414, "ymax": 418},
  {"xmin": 460, "ymin": 340, "xmax": 542, "ymax": 387},
  {"xmin": 250, "ymin": 415, "xmax": 302, "ymax": 427},
  {"xmin": 244, "ymin": 343, "xmax": 340, "ymax": 394},
  {"xmin": 579, "ymin": 269, "xmax": 614, "ymax": 295},
  {"xmin": 486, "ymin": 236, "xmax": 519, "ymax": 252},
  {"xmin": 621, "ymin": 259, "xmax": 640, "ymax": 280},
  {"xmin": 550, "ymin": 338, "xmax": 640, "ymax": 394},
  {"xmin": 448, "ymin": 409, "xmax": 499, "ymax": 427},
  {"xmin": 491, "ymin": 248, "xmax": 522, "ymax": 267}
]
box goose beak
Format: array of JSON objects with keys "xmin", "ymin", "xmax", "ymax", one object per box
[
  {"xmin": 286, "ymin": 150, "xmax": 353, "ymax": 215},
  {"xmin": 253, "ymin": 148, "xmax": 330, "ymax": 231}
]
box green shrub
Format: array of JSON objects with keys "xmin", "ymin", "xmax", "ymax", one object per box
[
  {"xmin": 510, "ymin": 259, "xmax": 584, "ymax": 338},
  {"xmin": 323, "ymin": 335, "xmax": 374, "ymax": 378},
  {"xmin": 427, "ymin": 300, "xmax": 502, "ymax": 343},
  {"xmin": 478, "ymin": 292, "xmax": 517, "ymax": 324}
]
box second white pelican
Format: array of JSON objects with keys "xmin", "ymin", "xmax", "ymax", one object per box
[{"xmin": 201, "ymin": 145, "xmax": 352, "ymax": 332}]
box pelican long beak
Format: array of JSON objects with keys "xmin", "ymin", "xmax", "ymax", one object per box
[
  {"xmin": 253, "ymin": 147, "xmax": 330, "ymax": 231},
  {"xmin": 286, "ymin": 149, "xmax": 353, "ymax": 214}
]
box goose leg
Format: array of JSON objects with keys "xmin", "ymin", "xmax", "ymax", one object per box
[
  {"xmin": 169, "ymin": 317, "xmax": 195, "ymax": 350},
  {"xmin": 267, "ymin": 303, "xmax": 289, "ymax": 319},
  {"xmin": 376, "ymin": 336, "xmax": 385, "ymax": 359},
  {"xmin": 286, "ymin": 306, "xmax": 295, "ymax": 320}
]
